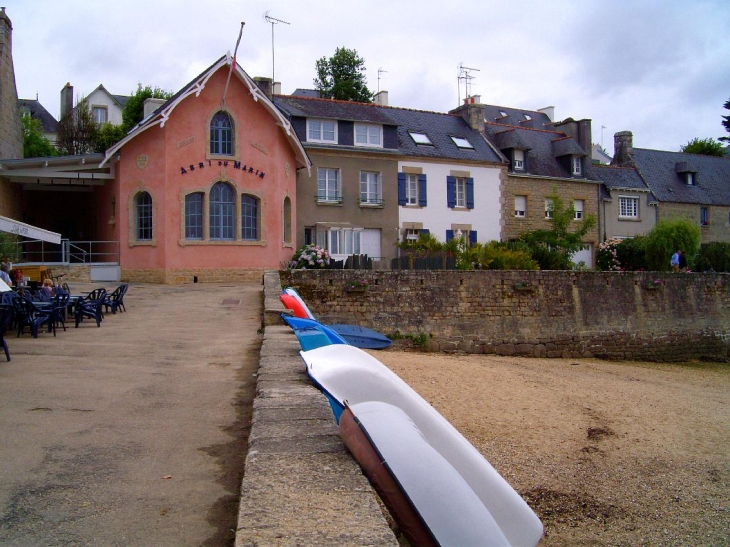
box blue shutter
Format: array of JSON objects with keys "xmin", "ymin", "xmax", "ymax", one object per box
[
  {"xmin": 397, "ymin": 173, "xmax": 407, "ymax": 206},
  {"xmin": 418, "ymin": 174, "xmax": 427, "ymax": 207},
  {"xmin": 469, "ymin": 230, "xmax": 477, "ymax": 245},
  {"xmin": 466, "ymin": 177, "xmax": 474, "ymax": 209},
  {"xmin": 420, "ymin": 229, "xmax": 430, "ymax": 235},
  {"xmin": 446, "ymin": 229, "xmax": 454, "ymax": 242},
  {"xmin": 446, "ymin": 176, "xmax": 456, "ymax": 208}
]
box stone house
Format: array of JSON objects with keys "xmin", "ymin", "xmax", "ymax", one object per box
[
  {"xmin": 61, "ymin": 83, "xmax": 129, "ymax": 126},
  {"xmin": 18, "ymin": 98, "xmax": 58, "ymax": 145},
  {"xmin": 611, "ymin": 131, "xmax": 730, "ymax": 244}
]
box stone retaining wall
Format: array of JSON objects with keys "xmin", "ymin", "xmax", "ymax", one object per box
[{"xmin": 280, "ymin": 270, "xmax": 730, "ymax": 362}]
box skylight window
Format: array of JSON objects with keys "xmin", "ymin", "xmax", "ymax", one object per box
[
  {"xmin": 524, "ymin": 114, "xmax": 532, "ymax": 121},
  {"xmin": 409, "ymin": 132, "xmax": 433, "ymax": 145},
  {"xmin": 450, "ymin": 136, "xmax": 474, "ymax": 149},
  {"xmin": 499, "ymin": 111, "xmax": 508, "ymax": 117}
]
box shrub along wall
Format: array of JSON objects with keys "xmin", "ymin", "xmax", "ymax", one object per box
[{"xmin": 279, "ymin": 270, "xmax": 730, "ymax": 362}]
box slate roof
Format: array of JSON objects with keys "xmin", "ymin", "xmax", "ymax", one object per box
[
  {"xmin": 592, "ymin": 164, "xmax": 650, "ymax": 191},
  {"xmin": 273, "ymin": 96, "xmax": 503, "ymax": 163},
  {"xmin": 483, "ymin": 122, "xmax": 592, "ymax": 180},
  {"xmin": 633, "ymin": 148, "xmax": 730, "ymax": 206},
  {"xmin": 18, "ymin": 99, "xmax": 58, "ymax": 132},
  {"xmin": 482, "ymin": 104, "xmax": 554, "ymax": 130}
]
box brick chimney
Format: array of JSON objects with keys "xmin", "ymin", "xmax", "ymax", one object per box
[
  {"xmin": 0, "ymin": 7, "xmax": 23, "ymax": 159},
  {"xmin": 253, "ymin": 77, "xmax": 273, "ymax": 99},
  {"xmin": 612, "ymin": 131, "xmax": 634, "ymax": 167},
  {"xmin": 60, "ymin": 82, "xmax": 74, "ymax": 120}
]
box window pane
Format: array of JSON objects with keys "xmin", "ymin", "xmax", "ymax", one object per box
[
  {"xmin": 185, "ymin": 193, "xmax": 203, "ymax": 239},
  {"xmin": 317, "ymin": 168, "xmax": 339, "ymax": 201},
  {"xmin": 210, "ymin": 112, "xmax": 233, "ymax": 155},
  {"xmin": 242, "ymin": 195, "xmax": 258, "ymax": 240},
  {"xmin": 322, "ymin": 121, "xmax": 335, "ymax": 141},
  {"xmin": 360, "ymin": 171, "xmax": 381, "ymax": 204},
  {"xmin": 210, "ymin": 182, "xmax": 235, "ymax": 240},
  {"xmin": 137, "ymin": 192, "xmax": 152, "ymax": 240},
  {"xmin": 406, "ymin": 174, "xmax": 418, "ymax": 205},
  {"xmin": 455, "ymin": 178, "xmax": 466, "ymax": 207}
]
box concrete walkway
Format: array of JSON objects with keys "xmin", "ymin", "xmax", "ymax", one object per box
[{"xmin": 0, "ymin": 282, "xmax": 262, "ymax": 546}]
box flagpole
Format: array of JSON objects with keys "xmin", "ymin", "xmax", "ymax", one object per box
[{"xmin": 221, "ymin": 22, "xmax": 245, "ymax": 109}]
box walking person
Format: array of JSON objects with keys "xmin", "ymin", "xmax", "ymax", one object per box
[
  {"xmin": 671, "ymin": 250, "xmax": 681, "ymax": 273},
  {"xmin": 678, "ymin": 250, "xmax": 688, "ymax": 272}
]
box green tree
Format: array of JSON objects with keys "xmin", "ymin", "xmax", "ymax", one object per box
[
  {"xmin": 121, "ymin": 84, "xmax": 173, "ymax": 133},
  {"xmin": 695, "ymin": 242, "xmax": 730, "ymax": 272},
  {"xmin": 518, "ymin": 190, "xmax": 596, "ymax": 270},
  {"xmin": 0, "ymin": 232, "xmax": 20, "ymax": 264},
  {"xmin": 720, "ymin": 98, "xmax": 730, "ymax": 143},
  {"xmin": 680, "ymin": 137, "xmax": 725, "ymax": 156},
  {"xmin": 21, "ymin": 115, "xmax": 56, "ymax": 158},
  {"xmin": 56, "ymin": 97, "xmax": 98, "ymax": 155},
  {"xmin": 93, "ymin": 122, "xmax": 126, "ymax": 153},
  {"xmin": 314, "ymin": 47, "xmax": 372, "ymax": 102},
  {"xmin": 643, "ymin": 217, "xmax": 700, "ymax": 271}
]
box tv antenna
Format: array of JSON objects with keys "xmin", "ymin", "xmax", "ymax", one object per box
[
  {"xmin": 457, "ymin": 62, "xmax": 479, "ymax": 104},
  {"xmin": 264, "ymin": 12, "xmax": 290, "ymax": 86},
  {"xmin": 377, "ymin": 68, "xmax": 388, "ymax": 93}
]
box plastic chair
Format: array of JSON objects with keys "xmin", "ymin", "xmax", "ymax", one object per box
[
  {"xmin": 0, "ymin": 304, "xmax": 12, "ymax": 361},
  {"xmin": 12, "ymin": 296, "xmax": 52, "ymax": 338},
  {"xmin": 50, "ymin": 293, "xmax": 71, "ymax": 334},
  {"xmin": 74, "ymin": 288, "xmax": 107, "ymax": 328},
  {"xmin": 103, "ymin": 284, "xmax": 128, "ymax": 314}
]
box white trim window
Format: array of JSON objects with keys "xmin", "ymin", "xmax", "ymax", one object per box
[
  {"xmin": 317, "ymin": 168, "xmax": 341, "ymax": 203},
  {"xmin": 545, "ymin": 198, "xmax": 554, "ymax": 219},
  {"xmin": 329, "ymin": 228, "xmax": 362, "ymax": 256},
  {"xmin": 307, "ymin": 119, "xmax": 337, "ymax": 143},
  {"xmin": 574, "ymin": 199, "xmax": 584, "ymax": 220},
  {"xmin": 513, "ymin": 149, "xmax": 525, "ymax": 171},
  {"xmin": 355, "ymin": 123, "xmax": 382, "ymax": 147},
  {"xmin": 686, "ymin": 172, "xmax": 696, "ymax": 186},
  {"xmin": 406, "ymin": 173, "xmax": 419, "ymax": 205},
  {"xmin": 618, "ymin": 196, "xmax": 639, "ymax": 219},
  {"xmin": 514, "ymin": 195, "xmax": 526, "ymax": 217},
  {"xmin": 360, "ymin": 171, "xmax": 382, "ymax": 205},
  {"xmin": 455, "ymin": 177, "xmax": 467, "ymax": 208},
  {"xmin": 572, "ymin": 156, "xmax": 582, "ymax": 176},
  {"xmin": 92, "ymin": 105, "xmax": 108, "ymax": 125}
]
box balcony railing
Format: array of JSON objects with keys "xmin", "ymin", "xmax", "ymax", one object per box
[{"xmin": 13, "ymin": 239, "xmax": 120, "ymax": 265}]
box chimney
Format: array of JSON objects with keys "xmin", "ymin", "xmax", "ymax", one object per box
[
  {"xmin": 252, "ymin": 76, "xmax": 273, "ymax": 99},
  {"xmin": 0, "ymin": 7, "xmax": 23, "ymax": 159},
  {"xmin": 450, "ymin": 96, "xmax": 485, "ymax": 133},
  {"xmin": 143, "ymin": 97, "xmax": 166, "ymax": 119},
  {"xmin": 554, "ymin": 118, "xmax": 592, "ymax": 159},
  {"xmin": 273, "ymin": 82, "xmax": 281, "ymax": 95},
  {"xmin": 374, "ymin": 90, "xmax": 388, "ymax": 106},
  {"xmin": 537, "ymin": 106, "xmax": 555, "ymax": 122},
  {"xmin": 60, "ymin": 82, "xmax": 74, "ymax": 120},
  {"xmin": 612, "ymin": 131, "xmax": 634, "ymax": 167}
]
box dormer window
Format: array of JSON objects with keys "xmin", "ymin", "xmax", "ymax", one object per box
[
  {"xmin": 450, "ymin": 136, "xmax": 474, "ymax": 150},
  {"xmin": 355, "ymin": 123, "xmax": 382, "ymax": 147},
  {"xmin": 572, "ymin": 156, "xmax": 582, "ymax": 176},
  {"xmin": 409, "ymin": 131, "xmax": 432, "ymax": 146},
  {"xmin": 513, "ymin": 149, "xmax": 525, "ymax": 171},
  {"xmin": 686, "ymin": 172, "xmax": 695, "ymax": 186},
  {"xmin": 308, "ymin": 119, "xmax": 337, "ymax": 143}
]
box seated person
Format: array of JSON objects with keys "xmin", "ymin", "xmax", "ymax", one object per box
[
  {"xmin": 0, "ymin": 263, "xmax": 11, "ymax": 286},
  {"xmin": 39, "ymin": 278, "xmax": 56, "ymax": 299}
]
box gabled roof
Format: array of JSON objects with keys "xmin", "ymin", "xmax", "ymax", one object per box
[
  {"xmin": 592, "ymin": 164, "xmax": 652, "ymax": 192},
  {"xmin": 632, "ymin": 148, "xmax": 730, "ymax": 205},
  {"xmin": 274, "ymin": 95, "xmax": 503, "ymax": 164},
  {"xmin": 18, "ymin": 99, "xmax": 58, "ymax": 132},
  {"xmin": 86, "ymin": 84, "xmax": 129, "ymax": 109},
  {"xmin": 483, "ymin": 122, "xmax": 592, "ymax": 180},
  {"xmin": 101, "ymin": 54, "xmax": 310, "ymax": 172}
]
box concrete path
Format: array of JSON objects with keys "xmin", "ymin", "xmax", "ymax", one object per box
[{"xmin": 0, "ymin": 282, "xmax": 262, "ymax": 546}]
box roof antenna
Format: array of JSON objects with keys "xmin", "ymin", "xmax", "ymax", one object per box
[
  {"xmin": 264, "ymin": 12, "xmax": 290, "ymax": 87},
  {"xmin": 377, "ymin": 68, "xmax": 388, "ymax": 94},
  {"xmin": 457, "ymin": 62, "xmax": 479, "ymax": 104},
  {"xmin": 221, "ymin": 21, "xmax": 245, "ymax": 109}
]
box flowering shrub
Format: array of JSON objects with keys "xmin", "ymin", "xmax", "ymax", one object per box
[
  {"xmin": 346, "ymin": 279, "xmax": 369, "ymax": 290},
  {"xmin": 288, "ymin": 244, "xmax": 330, "ymax": 269},
  {"xmin": 597, "ymin": 238, "xmax": 622, "ymax": 271}
]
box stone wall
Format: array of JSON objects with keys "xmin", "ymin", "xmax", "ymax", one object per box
[
  {"xmin": 122, "ymin": 267, "xmax": 266, "ymax": 285},
  {"xmin": 280, "ymin": 270, "xmax": 730, "ymax": 362}
]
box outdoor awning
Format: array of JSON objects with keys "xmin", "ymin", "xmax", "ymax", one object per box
[{"xmin": 0, "ymin": 215, "xmax": 61, "ymax": 244}]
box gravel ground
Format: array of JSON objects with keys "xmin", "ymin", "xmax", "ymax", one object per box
[{"xmin": 370, "ymin": 351, "xmax": 730, "ymax": 546}]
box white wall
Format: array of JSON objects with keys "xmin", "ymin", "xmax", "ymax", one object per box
[
  {"xmin": 85, "ymin": 88, "xmax": 123, "ymax": 125},
  {"xmin": 398, "ymin": 161, "xmax": 502, "ymax": 243}
]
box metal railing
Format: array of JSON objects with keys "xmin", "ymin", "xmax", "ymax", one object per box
[{"xmin": 13, "ymin": 239, "xmax": 120, "ymax": 265}]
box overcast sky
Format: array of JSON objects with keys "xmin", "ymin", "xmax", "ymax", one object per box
[{"xmin": 5, "ymin": 0, "xmax": 730, "ymax": 155}]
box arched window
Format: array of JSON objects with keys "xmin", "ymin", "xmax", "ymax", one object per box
[
  {"xmin": 136, "ymin": 192, "xmax": 152, "ymax": 241},
  {"xmin": 210, "ymin": 111, "xmax": 233, "ymax": 155},
  {"xmin": 241, "ymin": 195, "xmax": 259, "ymax": 241},
  {"xmin": 283, "ymin": 196, "xmax": 292, "ymax": 244},
  {"xmin": 185, "ymin": 193, "xmax": 204, "ymax": 240},
  {"xmin": 210, "ymin": 182, "xmax": 235, "ymax": 240}
]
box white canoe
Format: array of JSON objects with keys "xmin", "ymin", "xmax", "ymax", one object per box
[{"xmin": 300, "ymin": 344, "xmax": 543, "ymax": 547}]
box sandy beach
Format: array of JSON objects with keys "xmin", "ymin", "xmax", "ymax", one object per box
[{"xmin": 371, "ymin": 350, "xmax": 730, "ymax": 546}]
